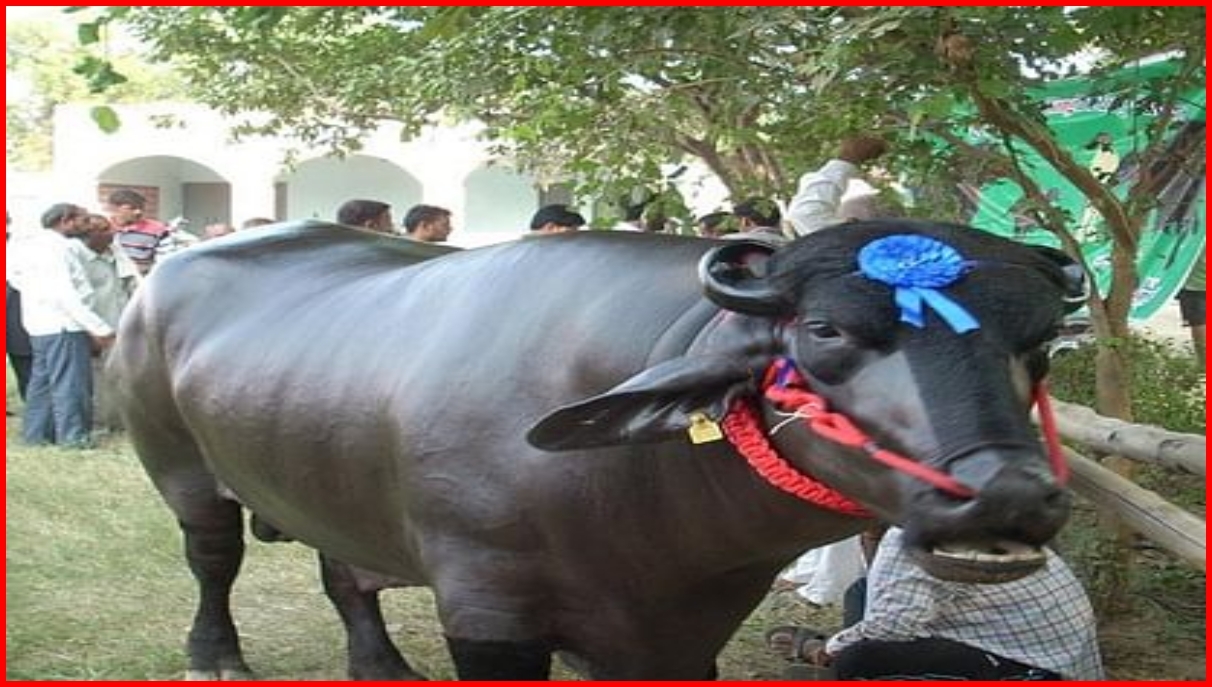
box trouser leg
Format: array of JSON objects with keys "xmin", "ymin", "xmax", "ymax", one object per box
[
  {"xmin": 833, "ymin": 637, "xmax": 1061, "ymax": 680},
  {"xmin": 9, "ymin": 352, "xmax": 33, "ymax": 400},
  {"xmin": 22, "ymin": 336, "xmax": 57, "ymax": 444},
  {"xmin": 27, "ymin": 332, "xmax": 95, "ymax": 447},
  {"xmin": 841, "ymin": 577, "xmax": 866, "ymax": 627}
]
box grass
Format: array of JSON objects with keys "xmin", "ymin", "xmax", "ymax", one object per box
[
  {"xmin": 5, "ymin": 370, "xmax": 1204, "ymax": 681},
  {"xmin": 4, "ymin": 427, "xmax": 824, "ymax": 680},
  {"xmin": 5, "ymin": 431, "xmax": 417, "ymax": 680}
]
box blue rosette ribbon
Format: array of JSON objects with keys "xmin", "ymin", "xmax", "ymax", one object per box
[{"xmin": 857, "ymin": 235, "xmax": 979, "ymax": 333}]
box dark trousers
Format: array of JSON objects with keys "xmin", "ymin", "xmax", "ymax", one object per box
[
  {"xmin": 8, "ymin": 352, "xmax": 33, "ymax": 400},
  {"xmin": 23, "ymin": 331, "xmax": 95, "ymax": 447},
  {"xmin": 1178, "ymin": 288, "xmax": 1206, "ymax": 326},
  {"xmin": 842, "ymin": 576, "xmax": 866, "ymax": 627},
  {"xmin": 833, "ymin": 637, "xmax": 1062, "ymax": 681}
]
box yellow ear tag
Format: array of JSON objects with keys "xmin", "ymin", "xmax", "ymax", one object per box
[{"xmin": 687, "ymin": 411, "xmax": 724, "ymax": 444}]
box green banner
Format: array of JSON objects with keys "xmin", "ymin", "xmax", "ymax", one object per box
[{"xmin": 963, "ymin": 61, "xmax": 1205, "ymax": 321}]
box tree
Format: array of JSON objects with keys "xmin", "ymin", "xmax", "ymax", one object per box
[
  {"xmin": 77, "ymin": 6, "xmax": 1203, "ymax": 384},
  {"xmin": 72, "ymin": 6, "xmax": 894, "ymax": 206},
  {"xmin": 78, "ymin": 5, "xmax": 1204, "ymax": 608},
  {"xmin": 5, "ymin": 13, "xmax": 185, "ymax": 171},
  {"xmin": 799, "ymin": 5, "xmax": 1203, "ymax": 612}
]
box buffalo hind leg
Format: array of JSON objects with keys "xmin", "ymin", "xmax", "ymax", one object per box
[
  {"xmin": 181, "ymin": 500, "xmax": 254, "ymax": 680},
  {"xmin": 446, "ymin": 637, "xmax": 552, "ymax": 680},
  {"xmin": 318, "ymin": 553, "xmax": 427, "ymax": 680}
]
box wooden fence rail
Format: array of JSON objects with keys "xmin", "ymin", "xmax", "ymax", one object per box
[
  {"xmin": 1067, "ymin": 449, "xmax": 1206, "ymax": 571},
  {"xmin": 1043, "ymin": 398, "xmax": 1206, "ymax": 570},
  {"xmin": 1045, "ymin": 398, "xmax": 1205, "ymax": 475}
]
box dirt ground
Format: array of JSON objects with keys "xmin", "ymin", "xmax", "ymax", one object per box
[{"xmin": 1137, "ymin": 299, "xmax": 1191, "ymax": 345}]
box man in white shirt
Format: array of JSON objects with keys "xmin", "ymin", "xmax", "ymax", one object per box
[
  {"xmin": 6, "ymin": 203, "xmax": 116, "ymax": 448},
  {"xmin": 787, "ymin": 136, "xmax": 892, "ymax": 235}
]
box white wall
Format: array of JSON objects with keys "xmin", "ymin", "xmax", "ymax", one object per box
[
  {"xmin": 282, "ymin": 155, "xmax": 422, "ymax": 223},
  {"xmin": 51, "ymin": 102, "xmax": 732, "ymax": 247},
  {"xmin": 52, "ymin": 103, "xmax": 551, "ymax": 246},
  {"xmin": 463, "ymin": 166, "xmax": 538, "ymax": 245},
  {"xmin": 5, "ymin": 170, "xmax": 55, "ymax": 236}
]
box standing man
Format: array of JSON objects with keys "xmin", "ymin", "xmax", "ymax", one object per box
[
  {"xmin": 241, "ymin": 217, "xmax": 276, "ymax": 229},
  {"xmin": 787, "ymin": 136, "xmax": 891, "ymax": 235},
  {"xmin": 402, "ymin": 204, "xmax": 454, "ymax": 243},
  {"xmin": 201, "ymin": 222, "xmax": 236, "ymax": 241},
  {"xmin": 6, "ymin": 203, "xmax": 116, "ymax": 448},
  {"xmin": 6, "ymin": 212, "xmax": 34, "ymax": 406},
  {"xmin": 1177, "ymin": 247, "xmax": 1205, "ymax": 371},
  {"xmin": 731, "ymin": 198, "xmax": 789, "ymax": 243},
  {"xmin": 336, "ymin": 199, "xmax": 396, "ymax": 234},
  {"xmin": 72, "ymin": 213, "xmax": 141, "ymax": 330},
  {"xmin": 72, "ymin": 213, "xmax": 141, "ymax": 432},
  {"xmin": 695, "ymin": 211, "xmax": 734, "ymax": 238},
  {"xmin": 107, "ymin": 188, "xmax": 170, "ymax": 275},
  {"xmin": 528, "ymin": 204, "xmax": 586, "ymax": 235}
]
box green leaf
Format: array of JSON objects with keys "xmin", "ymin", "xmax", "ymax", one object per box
[
  {"xmin": 90, "ymin": 105, "xmax": 122, "ymax": 134},
  {"xmin": 418, "ymin": 7, "xmax": 474, "ymax": 42},
  {"xmin": 77, "ymin": 21, "xmax": 101, "ymax": 46}
]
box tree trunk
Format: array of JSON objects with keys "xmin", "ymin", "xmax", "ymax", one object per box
[{"xmin": 1088, "ymin": 250, "xmax": 1141, "ymax": 616}]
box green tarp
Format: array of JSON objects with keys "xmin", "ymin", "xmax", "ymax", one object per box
[{"xmin": 964, "ymin": 60, "xmax": 1205, "ymax": 321}]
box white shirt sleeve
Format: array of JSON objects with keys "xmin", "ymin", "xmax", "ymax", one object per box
[
  {"xmin": 787, "ymin": 160, "xmax": 860, "ymax": 236},
  {"xmin": 10, "ymin": 234, "xmax": 115, "ymax": 337}
]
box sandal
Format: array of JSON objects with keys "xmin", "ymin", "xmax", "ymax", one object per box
[
  {"xmin": 771, "ymin": 578, "xmax": 801, "ymax": 593},
  {"xmin": 764, "ymin": 625, "xmax": 829, "ymax": 662}
]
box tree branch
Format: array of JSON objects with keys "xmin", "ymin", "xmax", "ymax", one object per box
[{"xmin": 967, "ymin": 89, "xmax": 1140, "ymax": 253}]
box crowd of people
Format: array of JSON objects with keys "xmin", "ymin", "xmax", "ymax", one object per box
[
  {"xmin": 4, "ymin": 188, "xmax": 464, "ymax": 446},
  {"xmin": 2, "ymin": 186, "xmax": 594, "ymax": 446}
]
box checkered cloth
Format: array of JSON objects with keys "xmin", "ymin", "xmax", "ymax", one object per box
[{"xmin": 826, "ymin": 528, "xmax": 1105, "ymax": 680}]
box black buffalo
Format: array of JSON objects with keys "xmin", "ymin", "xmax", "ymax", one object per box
[{"xmin": 111, "ymin": 219, "xmax": 1081, "ymax": 680}]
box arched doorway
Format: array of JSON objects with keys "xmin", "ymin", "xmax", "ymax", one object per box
[
  {"xmin": 98, "ymin": 156, "xmax": 231, "ymax": 232},
  {"xmin": 277, "ymin": 155, "xmax": 421, "ymax": 223}
]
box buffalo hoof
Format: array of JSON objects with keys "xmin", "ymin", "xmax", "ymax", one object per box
[
  {"xmin": 909, "ymin": 539, "xmax": 1046, "ymax": 583},
  {"xmin": 184, "ymin": 666, "xmax": 255, "ymax": 681},
  {"xmin": 350, "ymin": 670, "xmax": 428, "ymax": 681},
  {"xmin": 556, "ymin": 651, "xmax": 593, "ymax": 678},
  {"xmin": 349, "ymin": 663, "xmax": 428, "ymax": 681}
]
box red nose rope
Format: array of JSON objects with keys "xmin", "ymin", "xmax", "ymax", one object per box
[{"xmin": 719, "ymin": 358, "xmax": 1069, "ymax": 516}]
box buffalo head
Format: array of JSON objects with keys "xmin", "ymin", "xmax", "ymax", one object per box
[{"xmin": 529, "ymin": 219, "xmax": 1083, "ymax": 583}]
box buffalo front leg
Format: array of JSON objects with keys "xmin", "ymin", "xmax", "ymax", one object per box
[
  {"xmin": 446, "ymin": 637, "xmax": 552, "ymax": 680},
  {"xmin": 181, "ymin": 501, "xmax": 254, "ymax": 680},
  {"xmin": 318, "ymin": 553, "xmax": 427, "ymax": 680}
]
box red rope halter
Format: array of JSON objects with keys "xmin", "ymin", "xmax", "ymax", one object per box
[{"xmin": 720, "ymin": 358, "xmax": 1069, "ymax": 515}]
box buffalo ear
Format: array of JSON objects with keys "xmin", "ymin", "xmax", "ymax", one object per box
[
  {"xmin": 527, "ymin": 354, "xmax": 756, "ymax": 451},
  {"xmin": 1030, "ymin": 245, "xmax": 1088, "ymax": 313},
  {"xmin": 699, "ymin": 241, "xmax": 790, "ymax": 316}
]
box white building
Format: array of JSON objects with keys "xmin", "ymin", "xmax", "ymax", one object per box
[{"xmin": 46, "ymin": 102, "xmax": 579, "ymax": 247}]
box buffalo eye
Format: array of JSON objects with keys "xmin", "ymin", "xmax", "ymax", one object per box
[{"xmin": 800, "ymin": 318, "xmax": 842, "ymax": 341}]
